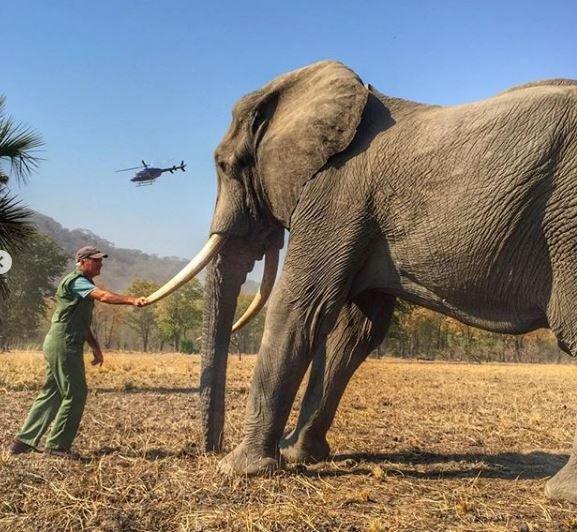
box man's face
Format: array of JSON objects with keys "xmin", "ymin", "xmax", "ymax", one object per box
[{"xmin": 79, "ymin": 257, "xmax": 103, "ymax": 278}]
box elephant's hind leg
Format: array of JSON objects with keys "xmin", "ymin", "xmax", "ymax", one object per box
[
  {"xmin": 545, "ymin": 439, "xmax": 577, "ymax": 504},
  {"xmin": 538, "ymin": 270, "xmax": 577, "ymax": 502},
  {"xmin": 281, "ymin": 290, "xmax": 396, "ymax": 463},
  {"xmin": 543, "ymin": 281, "xmax": 577, "ymax": 503}
]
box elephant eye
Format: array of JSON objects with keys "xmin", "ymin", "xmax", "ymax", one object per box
[
  {"xmin": 218, "ymin": 160, "xmax": 229, "ymax": 174},
  {"xmin": 250, "ymin": 112, "xmax": 261, "ymax": 135}
]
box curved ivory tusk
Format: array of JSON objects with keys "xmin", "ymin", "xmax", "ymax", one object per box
[
  {"xmin": 232, "ymin": 247, "xmax": 279, "ymax": 333},
  {"xmin": 146, "ymin": 234, "xmax": 226, "ymax": 304}
]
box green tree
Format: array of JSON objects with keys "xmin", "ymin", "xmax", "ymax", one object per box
[
  {"xmin": 0, "ymin": 95, "xmax": 43, "ymax": 299},
  {"xmin": 126, "ymin": 279, "xmax": 160, "ymax": 352},
  {"xmin": 0, "ymin": 231, "xmax": 67, "ymax": 347},
  {"xmin": 379, "ymin": 299, "xmax": 415, "ymax": 357},
  {"xmin": 155, "ymin": 280, "xmax": 203, "ymax": 352}
]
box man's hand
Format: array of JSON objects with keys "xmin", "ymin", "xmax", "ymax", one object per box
[
  {"xmin": 133, "ymin": 296, "xmax": 148, "ymax": 307},
  {"xmin": 91, "ymin": 347, "xmax": 104, "ymax": 367}
]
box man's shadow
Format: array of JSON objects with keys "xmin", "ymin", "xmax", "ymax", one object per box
[{"xmin": 304, "ymin": 450, "xmax": 569, "ymax": 480}]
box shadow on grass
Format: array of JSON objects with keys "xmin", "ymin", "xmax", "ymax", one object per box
[
  {"xmin": 92, "ymin": 443, "xmax": 199, "ymax": 460},
  {"xmin": 88, "ymin": 446, "xmax": 567, "ymax": 480},
  {"xmin": 306, "ymin": 450, "xmax": 569, "ymax": 480},
  {"xmin": 4, "ymin": 386, "xmax": 200, "ymax": 394},
  {"xmin": 92, "ymin": 387, "xmax": 199, "ymax": 394}
]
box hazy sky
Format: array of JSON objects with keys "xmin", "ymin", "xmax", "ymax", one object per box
[{"xmin": 3, "ymin": 0, "xmax": 577, "ymax": 262}]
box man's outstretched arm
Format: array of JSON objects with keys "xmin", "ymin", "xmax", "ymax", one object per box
[{"xmin": 89, "ymin": 288, "xmax": 147, "ymax": 306}]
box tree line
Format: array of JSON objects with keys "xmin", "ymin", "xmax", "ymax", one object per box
[
  {"xmin": 0, "ymin": 229, "xmax": 569, "ymax": 363},
  {"xmin": 380, "ymin": 300, "xmax": 565, "ymax": 363}
]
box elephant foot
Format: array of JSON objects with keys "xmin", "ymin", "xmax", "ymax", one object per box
[
  {"xmin": 280, "ymin": 429, "xmax": 331, "ymax": 463},
  {"xmin": 545, "ymin": 457, "xmax": 577, "ymax": 503},
  {"xmin": 218, "ymin": 442, "xmax": 279, "ymax": 476}
]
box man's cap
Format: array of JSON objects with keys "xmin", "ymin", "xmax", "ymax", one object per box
[{"xmin": 75, "ymin": 246, "xmax": 108, "ymax": 261}]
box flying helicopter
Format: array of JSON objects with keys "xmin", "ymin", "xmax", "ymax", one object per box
[{"xmin": 116, "ymin": 160, "xmax": 186, "ymax": 186}]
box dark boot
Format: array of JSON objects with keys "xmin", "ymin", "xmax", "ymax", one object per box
[{"xmin": 9, "ymin": 439, "xmax": 37, "ymax": 455}]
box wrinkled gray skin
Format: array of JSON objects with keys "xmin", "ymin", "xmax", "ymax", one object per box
[{"xmin": 200, "ymin": 60, "xmax": 577, "ymax": 502}]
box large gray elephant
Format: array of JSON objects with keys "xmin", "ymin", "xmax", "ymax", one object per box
[{"xmin": 147, "ymin": 61, "xmax": 577, "ymax": 502}]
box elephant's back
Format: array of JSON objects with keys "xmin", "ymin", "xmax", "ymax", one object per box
[{"xmin": 497, "ymin": 78, "xmax": 577, "ymax": 96}]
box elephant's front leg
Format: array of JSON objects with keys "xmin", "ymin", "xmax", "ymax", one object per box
[
  {"xmin": 218, "ymin": 208, "xmax": 375, "ymax": 475},
  {"xmin": 281, "ymin": 290, "xmax": 396, "ymax": 463},
  {"xmin": 218, "ymin": 273, "xmax": 348, "ymax": 475}
]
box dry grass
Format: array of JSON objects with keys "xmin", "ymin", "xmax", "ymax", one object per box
[{"xmin": 2, "ymin": 351, "xmax": 577, "ymax": 530}]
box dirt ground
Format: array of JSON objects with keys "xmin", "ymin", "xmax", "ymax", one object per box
[{"xmin": 2, "ymin": 351, "xmax": 577, "ymax": 531}]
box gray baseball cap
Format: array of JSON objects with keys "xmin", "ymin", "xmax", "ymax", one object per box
[{"xmin": 75, "ymin": 246, "xmax": 108, "ymax": 261}]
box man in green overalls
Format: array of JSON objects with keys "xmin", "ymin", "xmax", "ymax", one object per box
[{"xmin": 10, "ymin": 246, "xmax": 148, "ymax": 457}]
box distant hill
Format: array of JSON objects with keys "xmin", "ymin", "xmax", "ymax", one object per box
[{"xmin": 31, "ymin": 212, "xmax": 259, "ymax": 294}]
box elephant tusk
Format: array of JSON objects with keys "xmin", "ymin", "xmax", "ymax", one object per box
[
  {"xmin": 146, "ymin": 234, "xmax": 226, "ymax": 304},
  {"xmin": 231, "ymin": 247, "xmax": 279, "ymax": 333}
]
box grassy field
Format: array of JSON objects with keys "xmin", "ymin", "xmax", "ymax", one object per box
[{"xmin": 2, "ymin": 351, "xmax": 577, "ymax": 530}]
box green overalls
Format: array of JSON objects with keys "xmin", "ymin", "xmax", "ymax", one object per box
[{"xmin": 17, "ymin": 269, "xmax": 94, "ymax": 450}]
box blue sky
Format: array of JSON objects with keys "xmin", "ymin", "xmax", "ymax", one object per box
[{"xmin": 3, "ymin": 0, "xmax": 577, "ymax": 265}]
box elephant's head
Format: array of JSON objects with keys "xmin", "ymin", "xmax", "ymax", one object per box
[{"xmin": 147, "ymin": 60, "xmax": 368, "ymax": 450}]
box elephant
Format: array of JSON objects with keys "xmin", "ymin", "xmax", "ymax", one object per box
[{"xmin": 146, "ymin": 60, "xmax": 577, "ymax": 502}]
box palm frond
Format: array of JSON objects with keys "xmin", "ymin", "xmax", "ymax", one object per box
[
  {"xmin": 0, "ymin": 95, "xmax": 44, "ymax": 184},
  {"xmin": 0, "ymin": 97, "xmax": 38, "ymax": 301},
  {"xmin": 0, "ymin": 192, "xmax": 32, "ymax": 252}
]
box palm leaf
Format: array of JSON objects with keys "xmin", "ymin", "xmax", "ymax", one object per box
[
  {"xmin": 0, "ymin": 192, "xmax": 32, "ymax": 251},
  {"xmin": 0, "ymin": 192, "xmax": 31, "ymax": 300},
  {"xmin": 0, "ymin": 95, "xmax": 44, "ymax": 184},
  {"xmin": 0, "ymin": 97, "xmax": 39, "ymax": 301}
]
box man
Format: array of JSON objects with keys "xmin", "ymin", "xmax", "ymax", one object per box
[{"xmin": 10, "ymin": 246, "xmax": 148, "ymax": 457}]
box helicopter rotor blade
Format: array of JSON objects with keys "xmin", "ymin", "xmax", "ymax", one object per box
[{"xmin": 116, "ymin": 166, "xmax": 143, "ymax": 172}]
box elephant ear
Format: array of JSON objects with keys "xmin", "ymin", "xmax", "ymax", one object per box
[{"xmin": 255, "ymin": 60, "xmax": 368, "ymax": 225}]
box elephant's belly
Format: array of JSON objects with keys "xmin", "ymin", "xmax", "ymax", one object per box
[
  {"xmin": 393, "ymin": 276, "xmax": 548, "ymax": 334},
  {"xmin": 351, "ymin": 242, "xmax": 548, "ymax": 335}
]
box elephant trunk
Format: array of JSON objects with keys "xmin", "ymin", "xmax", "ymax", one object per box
[{"xmin": 200, "ymin": 241, "xmax": 254, "ymax": 451}]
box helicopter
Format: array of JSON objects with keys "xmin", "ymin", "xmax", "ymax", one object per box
[{"xmin": 116, "ymin": 160, "xmax": 186, "ymax": 186}]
